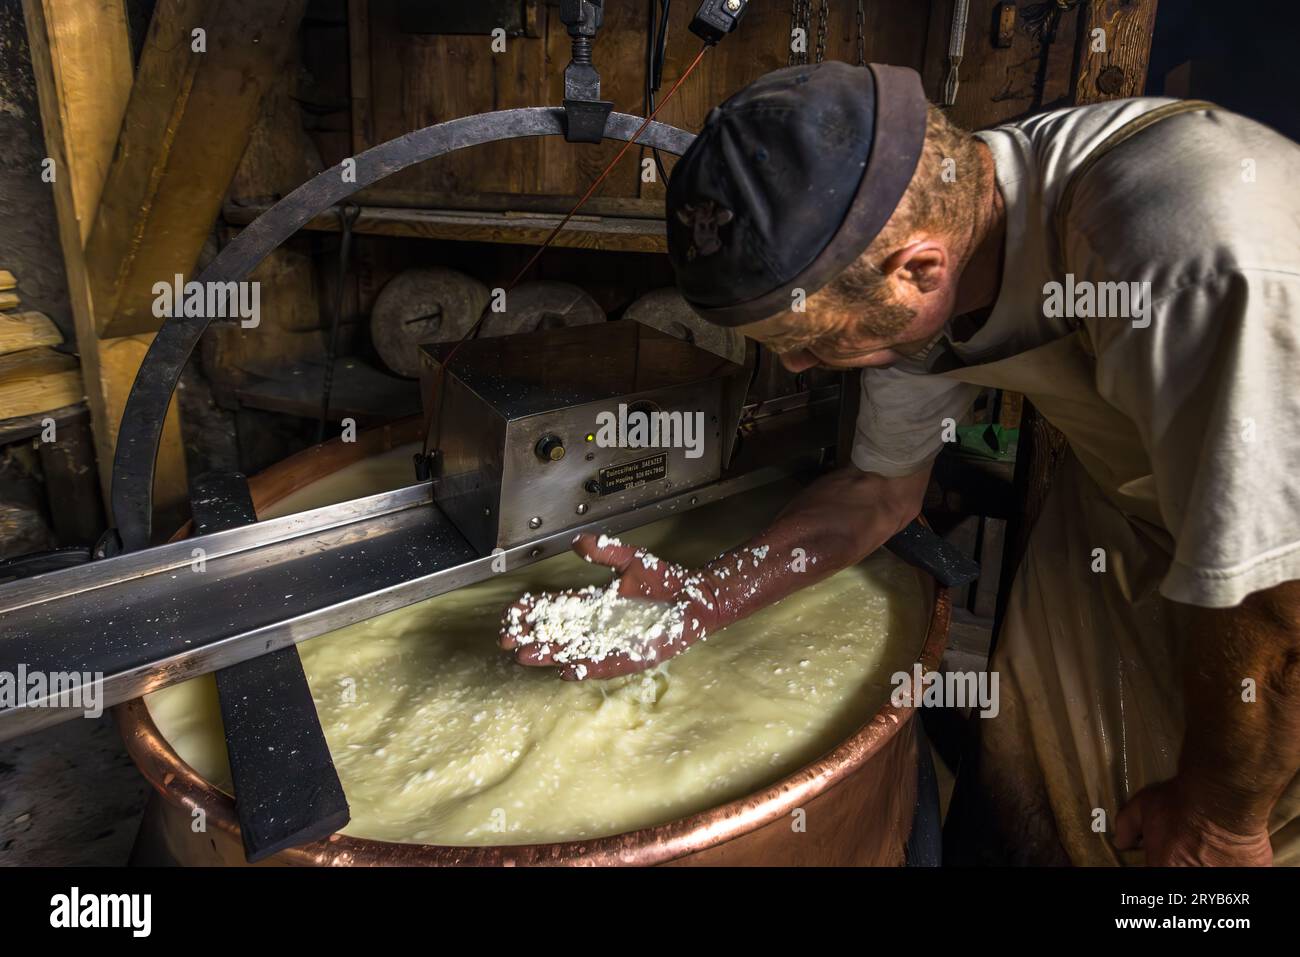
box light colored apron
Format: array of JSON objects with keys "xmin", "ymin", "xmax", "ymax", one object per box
[{"xmin": 936, "ymin": 100, "xmax": 1300, "ymax": 865}]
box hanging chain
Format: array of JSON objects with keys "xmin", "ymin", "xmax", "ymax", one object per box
[
  {"xmin": 788, "ymin": 0, "xmax": 812, "ymax": 65},
  {"xmin": 791, "ymin": 1, "xmax": 868, "ymax": 69},
  {"xmin": 856, "ymin": 0, "xmax": 867, "ymax": 66},
  {"xmin": 814, "ymin": 0, "xmax": 829, "ymax": 64},
  {"xmin": 787, "ymin": 0, "xmax": 797, "ymax": 66}
]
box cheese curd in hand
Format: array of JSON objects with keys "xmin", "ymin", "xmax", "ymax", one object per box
[{"xmin": 147, "ymin": 450, "xmax": 927, "ymax": 846}]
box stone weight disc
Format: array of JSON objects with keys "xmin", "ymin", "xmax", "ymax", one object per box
[
  {"xmin": 624, "ymin": 287, "xmax": 746, "ymax": 365},
  {"xmin": 370, "ymin": 267, "xmax": 490, "ymax": 378},
  {"xmin": 475, "ymin": 281, "xmax": 606, "ymax": 338}
]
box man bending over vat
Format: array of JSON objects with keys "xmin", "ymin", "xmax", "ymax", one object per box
[{"xmin": 499, "ymin": 63, "xmax": 1300, "ymax": 867}]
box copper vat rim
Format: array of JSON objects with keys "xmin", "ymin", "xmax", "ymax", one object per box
[{"xmin": 114, "ymin": 419, "xmax": 951, "ymax": 866}]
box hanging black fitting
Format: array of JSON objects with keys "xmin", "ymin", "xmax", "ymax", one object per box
[
  {"xmin": 690, "ymin": 0, "xmax": 751, "ymax": 44},
  {"xmin": 558, "ymin": 0, "xmax": 613, "ymax": 143}
]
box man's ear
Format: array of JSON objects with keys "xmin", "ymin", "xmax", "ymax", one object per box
[{"xmin": 880, "ymin": 240, "xmax": 948, "ymax": 294}]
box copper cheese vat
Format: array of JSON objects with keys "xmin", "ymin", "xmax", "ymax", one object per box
[{"xmin": 116, "ymin": 420, "xmax": 950, "ymax": 866}]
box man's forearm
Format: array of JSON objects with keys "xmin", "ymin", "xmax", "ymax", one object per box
[
  {"xmin": 1176, "ymin": 581, "xmax": 1300, "ymax": 835},
  {"xmin": 696, "ymin": 465, "xmax": 930, "ymax": 629}
]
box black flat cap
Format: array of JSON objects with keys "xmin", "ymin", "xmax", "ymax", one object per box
[{"xmin": 667, "ymin": 62, "xmax": 927, "ymax": 327}]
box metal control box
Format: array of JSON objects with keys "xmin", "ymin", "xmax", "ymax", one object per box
[{"xmin": 420, "ymin": 322, "xmax": 746, "ymax": 554}]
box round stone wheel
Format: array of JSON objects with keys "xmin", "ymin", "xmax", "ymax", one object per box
[
  {"xmin": 475, "ymin": 280, "xmax": 606, "ymax": 338},
  {"xmin": 624, "ymin": 287, "xmax": 746, "ymax": 365},
  {"xmin": 370, "ymin": 267, "xmax": 491, "ymax": 378}
]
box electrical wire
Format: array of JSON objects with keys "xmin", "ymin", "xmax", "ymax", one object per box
[{"xmin": 644, "ymin": 0, "xmax": 673, "ymax": 184}]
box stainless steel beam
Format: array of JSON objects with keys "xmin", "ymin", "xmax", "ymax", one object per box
[{"xmin": 0, "ymin": 467, "xmax": 791, "ymax": 740}]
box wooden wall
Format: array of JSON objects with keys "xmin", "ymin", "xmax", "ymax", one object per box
[
  {"xmin": 277, "ymin": 0, "xmax": 1091, "ymax": 326},
  {"xmin": 336, "ymin": 1, "xmax": 1088, "ymax": 213},
  {"xmin": 214, "ymin": 0, "xmax": 1101, "ymax": 396},
  {"xmin": 345, "ymin": 0, "xmax": 935, "ymax": 209}
]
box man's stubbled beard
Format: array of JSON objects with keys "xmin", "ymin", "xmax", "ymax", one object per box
[
  {"xmin": 857, "ymin": 299, "xmax": 915, "ymax": 340},
  {"xmin": 824, "ymin": 262, "xmax": 916, "ymax": 342}
]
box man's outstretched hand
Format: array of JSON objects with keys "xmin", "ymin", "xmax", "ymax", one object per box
[
  {"xmin": 497, "ymin": 464, "xmax": 936, "ymax": 682},
  {"xmin": 497, "ymin": 534, "xmax": 724, "ymax": 680}
]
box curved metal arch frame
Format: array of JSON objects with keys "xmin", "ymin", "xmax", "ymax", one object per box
[{"xmin": 112, "ymin": 108, "xmax": 696, "ymax": 550}]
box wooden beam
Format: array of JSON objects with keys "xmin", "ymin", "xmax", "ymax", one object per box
[
  {"xmin": 83, "ymin": 0, "xmax": 309, "ymax": 338},
  {"xmin": 36, "ymin": 408, "xmax": 106, "ymax": 544},
  {"xmin": 0, "ymin": 401, "xmax": 86, "ymax": 445},
  {"xmin": 22, "ymin": 0, "xmax": 189, "ymax": 530},
  {"xmin": 1073, "ymin": 0, "xmax": 1161, "ymax": 101},
  {"xmin": 0, "ymin": 311, "xmax": 63, "ymax": 356},
  {"xmin": 221, "ymin": 202, "xmax": 670, "ymax": 254},
  {"xmin": 351, "ymin": 186, "xmax": 667, "ymax": 219},
  {"xmin": 20, "ymin": 1, "xmax": 132, "ymax": 248},
  {"xmin": 0, "ymin": 347, "xmax": 83, "ymax": 419},
  {"xmin": 347, "ymin": 0, "xmax": 372, "ymax": 156}
]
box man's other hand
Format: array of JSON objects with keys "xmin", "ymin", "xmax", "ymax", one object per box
[{"xmin": 1115, "ymin": 776, "xmax": 1273, "ymax": 866}]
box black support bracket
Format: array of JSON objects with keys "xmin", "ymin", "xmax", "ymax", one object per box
[
  {"xmin": 559, "ymin": 0, "xmax": 613, "ymax": 142},
  {"xmin": 190, "ymin": 471, "xmax": 350, "ymax": 863}
]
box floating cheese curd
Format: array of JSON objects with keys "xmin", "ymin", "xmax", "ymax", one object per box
[
  {"xmin": 146, "ymin": 446, "xmax": 928, "ymax": 846},
  {"xmin": 507, "ymin": 581, "xmax": 686, "ymax": 666}
]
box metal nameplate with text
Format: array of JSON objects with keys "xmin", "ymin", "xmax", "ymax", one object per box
[{"xmin": 598, "ymin": 454, "xmax": 668, "ymax": 495}]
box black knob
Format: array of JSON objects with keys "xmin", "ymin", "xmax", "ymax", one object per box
[
  {"xmin": 584, "ymin": 480, "xmax": 601, "ymax": 494},
  {"xmin": 536, "ymin": 434, "xmax": 566, "ymax": 462}
]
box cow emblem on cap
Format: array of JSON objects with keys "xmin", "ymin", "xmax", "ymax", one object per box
[{"xmin": 676, "ymin": 200, "xmax": 734, "ymax": 260}]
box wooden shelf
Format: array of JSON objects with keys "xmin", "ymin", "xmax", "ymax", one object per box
[
  {"xmin": 0, "ymin": 348, "xmax": 84, "ymax": 423},
  {"xmin": 0, "ymin": 311, "xmax": 63, "ymax": 356},
  {"xmin": 223, "ymin": 202, "xmax": 669, "ymax": 254},
  {"xmin": 0, "ymin": 401, "xmax": 88, "ymax": 445}
]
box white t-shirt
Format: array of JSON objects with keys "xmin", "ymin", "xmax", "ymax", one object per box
[{"xmin": 852, "ymin": 98, "xmax": 1300, "ymax": 607}]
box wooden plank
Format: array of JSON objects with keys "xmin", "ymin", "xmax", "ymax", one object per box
[
  {"xmin": 363, "ymin": 0, "xmax": 549, "ymax": 199},
  {"xmin": 0, "ymin": 401, "xmax": 86, "ymax": 445},
  {"xmin": 0, "ymin": 292, "xmax": 19, "ymax": 311},
  {"xmin": 22, "ymin": 0, "xmax": 189, "ymax": 527},
  {"xmin": 20, "ymin": 1, "xmax": 133, "ymax": 247},
  {"xmin": 347, "ymin": 0, "xmax": 372, "ymax": 155},
  {"xmin": 0, "ymin": 271, "xmax": 15, "ymax": 291},
  {"xmin": 0, "ymin": 311, "xmax": 63, "ymax": 355},
  {"xmin": 35, "ymin": 410, "xmax": 106, "ymax": 544},
  {"xmin": 83, "ymin": 0, "xmax": 309, "ymax": 337},
  {"xmin": 1073, "ymin": 0, "xmax": 1160, "ymax": 101},
  {"xmin": 350, "ymin": 186, "xmax": 666, "ymax": 219},
  {"xmin": 0, "ymin": 347, "xmax": 84, "ymax": 420},
  {"xmin": 222, "ymin": 202, "xmax": 670, "ymax": 253},
  {"xmin": 350, "ymin": 1, "xmax": 933, "ymax": 209}
]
